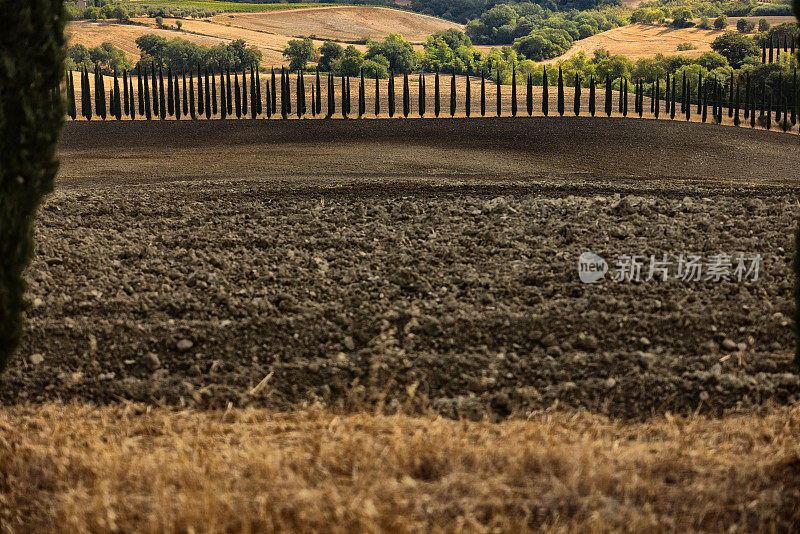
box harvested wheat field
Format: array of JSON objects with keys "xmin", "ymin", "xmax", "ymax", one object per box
[
  {"xmin": 207, "ymin": 6, "xmax": 462, "ymax": 44},
  {"xmin": 1, "ymin": 404, "xmax": 799, "ymax": 532},
  {"xmin": 548, "ymin": 23, "xmax": 730, "ymax": 63}
]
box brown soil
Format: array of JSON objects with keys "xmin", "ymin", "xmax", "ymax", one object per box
[{"xmin": 3, "ymin": 118, "xmax": 799, "ymax": 421}]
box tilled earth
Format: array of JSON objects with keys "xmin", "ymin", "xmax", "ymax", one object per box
[{"xmin": 3, "ymin": 118, "xmax": 800, "ymax": 419}]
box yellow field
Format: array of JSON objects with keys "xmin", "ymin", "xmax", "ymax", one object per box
[
  {"xmin": 68, "ymin": 6, "xmax": 461, "ymax": 68},
  {"xmin": 2, "ymin": 404, "xmax": 799, "ymax": 532}
]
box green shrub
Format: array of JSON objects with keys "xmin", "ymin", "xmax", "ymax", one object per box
[
  {"xmin": 677, "ymin": 42, "xmax": 697, "ymax": 51},
  {"xmin": 0, "ymin": 0, "xmax": 66, "ymax": 374}
]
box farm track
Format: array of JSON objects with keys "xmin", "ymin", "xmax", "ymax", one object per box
[{"xmin": 4, "ymin": 118, "xmax": 800, "ymax": 420}]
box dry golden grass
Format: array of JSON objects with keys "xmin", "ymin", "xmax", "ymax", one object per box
[
  {"xmin": 209, "ymin": 6, "xmax": 462, "ymax": 44},
  {"xmin": 1, "ymin": 404, "xmax": 799, "ymax": 532},
  {"xmin": 545, "ymin": 23, "xmax": 728, "ymax": 63}
]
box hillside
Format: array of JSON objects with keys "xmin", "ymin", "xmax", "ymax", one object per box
[{"xmin": 67, "ymin": 6, "xmax": 462, "ymax": 67}]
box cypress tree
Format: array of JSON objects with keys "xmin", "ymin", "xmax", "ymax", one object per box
[
  {"xmin": 360, "ymin": 68, "xmax": 366, "ymax": 118},
  {"xmin": 542, "ymin": 68, "xmax": 548, "ymax": 116},
  {"xmin": 182, "ymin": 72, "xmax": 188, "ymax": 116},
  {"xmin": 665, "ymin": 73, "xmax": 670, "ymax": 115},
  {"xmin": 327, "ymin": 72, "xmax": 335, "ymax": 118},
  {"xmin": 256, "ymin": 67, "xmax": 262, "ymax": 116},
  {"xmin": 791, "ymin": 68, "xmax": 796, "ymax": 126},
  {"xmin": 654, "ymin": 78, "xmax": 660, "ymax": 119},
  {"xmin": 496, "ymin": 68, "xmax": 501, "ymax": 116},
  {"xmin": 450, "ymin": 69, "xmax": 456, "ymax": 117},
  {"xmin": 264, "ymin": 74, "xmax": 271, "ymax": 118},
  {"xmin": 251, "ymin": 67, "xmax": 257, "ymax": 119},
  {"xmin": 130, "ymin": 77, "xmax": 136, "ymax": 120},
  {"xmin": 717, "ymin": 79, "xmax": 724, "ymax": 123},
  {"xmin": 465, "ymin": 71, "xmax": 471, "ymax": 117},
  {"xmin": 242, "ymin": 68, "xmax": 248, "ymax": 116},
  {"xmin": 557, "ymin": 66, "xmax": 564, "ymax": 116},
  {"xmin": 589, "ymin": 76, "xmax": 595, "ymax": 116},
  {"xmin": 433, "ymin": 69, "xmax": 440, "ymax": 117},
  {"xmin": 633, "ymin": 78, "xmax": 639, "ymax": 115},
  {"xmin": 227, "ymin": 69, "xmax": 233, "ymax": 114},
  {"xmin": 94, "ymin": 64, "xmax": 101, "ymax": 118},
  {"xmin": 526, "ymin": 73, "xmax": 532, "ymax": 116},
  {"xmin": 728, "ymin": 76, "xmax": 734, "ymax": 118},
  {"xmin": 701, "ymin": 81, "xmax": 707, "ymax": 123},
  {"xmin": 212, "ymin": 69, "xmax": 218, "ymax": 117},
  {"xmin": 574, "ymin": 73, "xmax": 581, "ymax": 116},
  {"xmin": 341, "ymin": 75, "xmax": 348, "ymax": 118},
  {"xmin": 734, "ymin": 80, "xmax": 741, "ymax": 126},
  {"xmin": 766, "ymin": 89, "xmax": 771, "ymax": 129},
  {"xmin": 481, "ymin": 69, "xmax": 486, "ymax": 116},
  {"xmin": 0, "ymin": 0, "xmax": 68, "ymax": 373},
  {"xmin": 173, "ymin": 76, "xmax": 179, "ymax": 121},
  {"xmin": 297, "ymin": 70, "xmax": 304, "ymax": 118},
  {"xmin": 220, "ymin": 70, "xmax": 226, "ymax": 119},
  {"xmin": 681, "ymin": 71, "xmax": 686, "ymax": 115},
  {"xmin": 511, "ymin": 66, "xmax": 517, "ymax": 117},
  {"xmin": 144, "ymin": 68, "xmax": 152, "ymax": 120},
  {"xmin": 403, "ymin": 72, "xmax": 410, "ymax": 117},
  {"xmin": 84, "ymin": 67, "xmax": 92, "ymax": 120},
  {"xmin": 604, "ymin": 74, "xmax": 612, "ymax": 116},
  {"xmin": 67, "ymin": 69, "xmax": 76, "ymax": 120},
  {"xmin": 137, "ymin": 65, "xmax": 144, "ymax": 116},
  {"xmin": 711, "ymin": 76, "xmax": 717, "ymax": 121},
  {"xmin": 187, "ymin": 71, "xmax": 193, "ymax": 119},
  {"xmin": 685, "ymin": 79, "xmax": 691, "ymax": 121},
  {"xmin": 122, "ymin": 69, "xmax": 129, "ymax": 116},
  {"xmin": 151, "ymin": 63, "xmax": 158, "ymax": 118},
  {"xmin": 697, "ymin": 71, "xmax": 702, "ymax": 114},
  {"xmin": 159, "ymin": 67, "xmax": 166, "ymax": 119},
  {"xmin": 196, "ymin": 65, "xmax": 203, "ymax": 116},
  {"xmin": 311, "ymin": 82, "xmax": 316, "ymax": 117},
  {"xmin": 374, "ymin": 72, "xmax": 380, "ymax": 116},
  {"xmin": 113, "ymin": 70, "xmax": 121, "ymax": 120},
  {"xmin": 99, "ymin": 69, "xmax": 107, "ymax": 120},
  {"xmin": 388, "ymin": 70, "xmax": 395, "ymax": 117},
  {"xmin": 769, "ymin": 35, "xmax": 774, "ymax": 63},
  {"xmin": 345, "ymin": 76, "xmax": 351, "ymax": 116},
  {"xmin": 624, "ymin": 77, "xmax": 629, "ymax": 116},
  {"xmin": 776, "ymin": 71, "xmax": 783, "ymax": 123},
  {"xmin": 782, "ymin": 95, "xmax": 789, "ymax": 131},
  {"xmin": 316, "ymin": 68, "xmax": 321, "ymax": 115},
  {"xmin": 235, "ymin": 70, "xmax": 242, "ymax": 118},
  {"xmin": 167, "ymin": 67, "xmax": 174, "ymax": 117},
  {"xmin": 618, "ymin": 76, "xmax": 623, "ymax": 114},
  {"xmin": 670, "ymin": 75, "xmax": 676, "ymax": 120},
  {"xmin": 418, "ymin": 73, "xmax": 425, "ymax": 117},
  {"xmin": 271, "ymin": 67, "xmax": 276, "ymax": 115}
]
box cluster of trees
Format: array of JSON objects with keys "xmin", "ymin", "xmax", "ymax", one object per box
[
  {"xmin": 67, "ymin": 42, "xmax": 131, "ymax": 75},
  {"xmin": 66, "ymin": 0, "xmax": 218, "ymax": 22},
  {"xmin": 634, "ymin": 0, "xmax": 792, "ymax": 19},
  {"xmin": 135, "ymin": 35, "xmax": 262, "ymax": 73},
  {"xmin": 409, "ymin": 0, "xmax": 622, "ymax": 24},
  {"xmin": 465, "ymin": 3, "xmax": 628, "ymax": 53},
  {"xmin": 284, "ymin": 34, "xmax": 418, "ymax": 76}
]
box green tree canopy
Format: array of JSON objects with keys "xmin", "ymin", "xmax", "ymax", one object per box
[
  {"xmin": 710, "ymin": 32, "xmax": 758, "ymax": 68},
  {"xmin": 283, "ymin": 37, "xmax": 316, "ymax": 72}
]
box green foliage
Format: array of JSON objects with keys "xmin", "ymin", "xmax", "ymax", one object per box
[
  {"xmin": 677, "ymin": 42, "xmax": 697, "ymax": 50},
  {"xmin": 68, "ymin": 42, "xmax": 131, "ymax": 74},
  {"xmin": 671, "ymin": 8, "xmax": 695, "ymax": 27},
  {"xmin": 318, "ymin": 41, "xmax": 343, "ymax": 72},
  {"xmin": 410, "ymin": 0, "xmax": 624, "ymax": 24},
  {"xmin": 135, "ymin": 35, "xmax": 261, "ymax": 72},
  {"xmin": 365, "ymin": 33, "xmax": 418, "ymax": 73},
  {"xmin": 1, "ymin": 0, "xmax": 66, "ymax": 374},
  {"xmin": 283, "ymin": 37, "xmax": 316, "ymax": 72},
  {"xmin": 698, "ymin": 15, "xmax": 711, "ymax": 29},
  {"xmin": 710, "ymin": 31, "xmax": 759, "ymax": 67},
  {"xmin": 737, "ymin": 18, "xmax": 755, "ymax": 33},
  {"xmin": 713, "ymin": 14, "xmax": 727, "ymax": 29},
  {"xmin": 422, "ymin": 29, "xmax": 482, "ymax": 74},
  {"xmin": 631, "ymin": 7, "xmax": 666, "ymax": 23},
  {"xmin": 758, "ymin": 18, "xmax": 770, "ymax": 32}
]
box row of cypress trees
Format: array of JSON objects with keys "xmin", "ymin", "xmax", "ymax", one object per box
[
  {"xmin": 63, "ymin": 64, "xmax": 800, "ymax": 131},
  {"xmin": 761, "ymin": 34, "xmax": 798, "ymax": 64}
]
